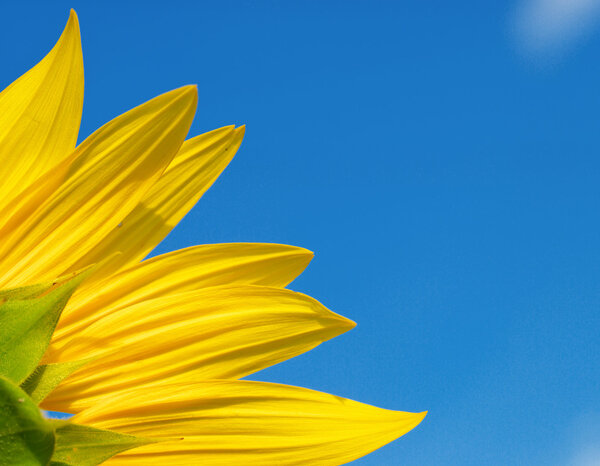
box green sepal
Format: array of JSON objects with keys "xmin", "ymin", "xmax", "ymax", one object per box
[
  {"xmin": 0, "ymin": 281, "xmax": 56, "ymax": 301},
  {"xmin": 0, "ymin": 376, "xmax": 55, "ymax": 465},
  {"xmin": 21, "ymin": 358, "xmax": 94, "ymax": 404},
  {"xmin": 49, "ymin": 420, "xmax": 157, "ymax": 466},
  {"xmin": 0, "ymin": 269, "xmax": 91, "ymax": 384}
]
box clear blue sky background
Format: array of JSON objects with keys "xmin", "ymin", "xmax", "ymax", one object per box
[{"xmin": 2, "ymin": 1, "xmax": 600, "ymax": 464}]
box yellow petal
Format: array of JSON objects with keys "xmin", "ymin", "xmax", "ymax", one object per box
[
  {"xmin": 51, "ymin": 242, "xmax": 314, "ymax": 342},
  {"xmin": 0, "ymin": 10, "xmax": 83, "ymax": 215},
  {"xmin": 42, "ymin": 285, "xmax": 353, "ymax": 413},
  {"xmin": 68, "ymin": 125, "xmax": 245, "ymax": 280},
  {"xmin": 0, "ymin": 86, "xmax": 198, "ymax": 288},
  {"xmin": 73, "ymin": 380, "xmax": 426, "ymax": 465}
]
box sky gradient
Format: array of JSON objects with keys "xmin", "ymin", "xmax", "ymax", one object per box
[{"xmin": 2, "ymin": 1, "xmax": 600, "ymax": 464}]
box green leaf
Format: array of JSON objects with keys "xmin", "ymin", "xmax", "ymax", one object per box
[
  {"xmin": 21, "ymin": 358, "xmax": 93, "ymax": 404},
  {"xmin": 50, "ymin": 420, "xmax": 156, "ymax": 465},
  {"xmin": 0, "ymin": 376, "xmax": 55, "ymax": 465},
  {"xmin": 0, "ymin": 270, "xmax": 90, "ymax": 384},
  {"xmin": 0, "ymin": 281, "xmax": 56, "ymax": 301}
]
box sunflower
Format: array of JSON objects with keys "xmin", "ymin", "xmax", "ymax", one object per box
[{"xmin": 0, "ymin": 10, "xmax": 426, "ymax": 465}]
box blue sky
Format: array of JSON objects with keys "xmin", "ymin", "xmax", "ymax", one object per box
[{"xmin": 2, "ymin": 1, "xmax": 600, "ymax": 464}]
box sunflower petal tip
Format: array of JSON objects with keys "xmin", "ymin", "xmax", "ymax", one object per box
[
  {"xmin": 386, "ymin": 409, "xmax": 427, "ymax": 442},
  {"xmin": 337, "ymin": 314, "xmax": 357, "ymax": 332},
  {"xmin": 54, "ymin": 9, "xmax": 82, "ymax": 58},
  {"xmin": 167, "ymin": 85, "xmax": 197, "ymax": 100},
  {"xmin": 65, "ymin": 9, "xmax": 80, "ymax": 33},
  {"xmin": 412, "ymin": 410, "xmax": 428, "ymax": 430},
  {"xmin": 235, "ymin": 125, "xmax": 246, "ymax": 137},
  {"xmin": 302, "ymin": 247, "xmax": 315, "ymax": 258},
  {"xmin": 180, "ymin": 84, "xmax": 198, "ymax": 97},
  {"xmin": 163, "ymin": 85, "xmax": 198, "ymax": 115},
  {"xmin": 285, "ymin": 244, "xmax": 313, "ymax": 258},
  {"xmin": 404, "ymin": 410, "xmax": 427, "ymax": 432}
]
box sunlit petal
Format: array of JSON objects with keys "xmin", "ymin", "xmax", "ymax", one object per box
[
  {"xmin": 0, "ymin": 10, "xmax": 83, "ymax": 215},
  {"xmin": 52, "ymin": 242, "xmax": 313, "ymax": 341},
  {"xmin": 0, "ymin": 86, "xmax": 197, "ymax": 288},
  {"xmin": 43, "ymin": 285, "xmax": 353, "ymax": 413},
  {"xmin": 73, "ymin": 380, "xmax": 426, "ymax": 466},
  {"xmin": 69, "ymin": 125, "xmax": 245, "ymax": 279}
]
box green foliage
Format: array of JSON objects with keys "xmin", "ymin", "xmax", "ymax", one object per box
[
  {"xmin": 50, "ymin": 420, "xmax": 156, "ymax": 465},
  {"xmin": 0, "ymin": 281, "xmax": 56, "ymax": 301},
  {"xmin": 0, "ymin": 271, "xmax": 89, "ymax": 384},
  {"xmin": 21, "ymin": 359, "xmax": 93, "ymax": 404},
  {"xmin": 0, "ymin": 376, "xmax": 55, "ymax": 465}
]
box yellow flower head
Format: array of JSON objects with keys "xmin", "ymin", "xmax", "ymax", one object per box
[{"xmin": 0, "ymin": 10, "xmax": 426, "ymax": 465}]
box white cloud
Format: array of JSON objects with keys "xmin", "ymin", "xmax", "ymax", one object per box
[
  {"xmin": 565, "ymin": 412, "xmax": 600, "ymax": 466},
  {"xmin": 512, "ymin": 0, "xmax": 600, "ymax": 56},
  {"xmin": 569, "ymin": 444, "xmax": 600, "ymax": 466}
]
